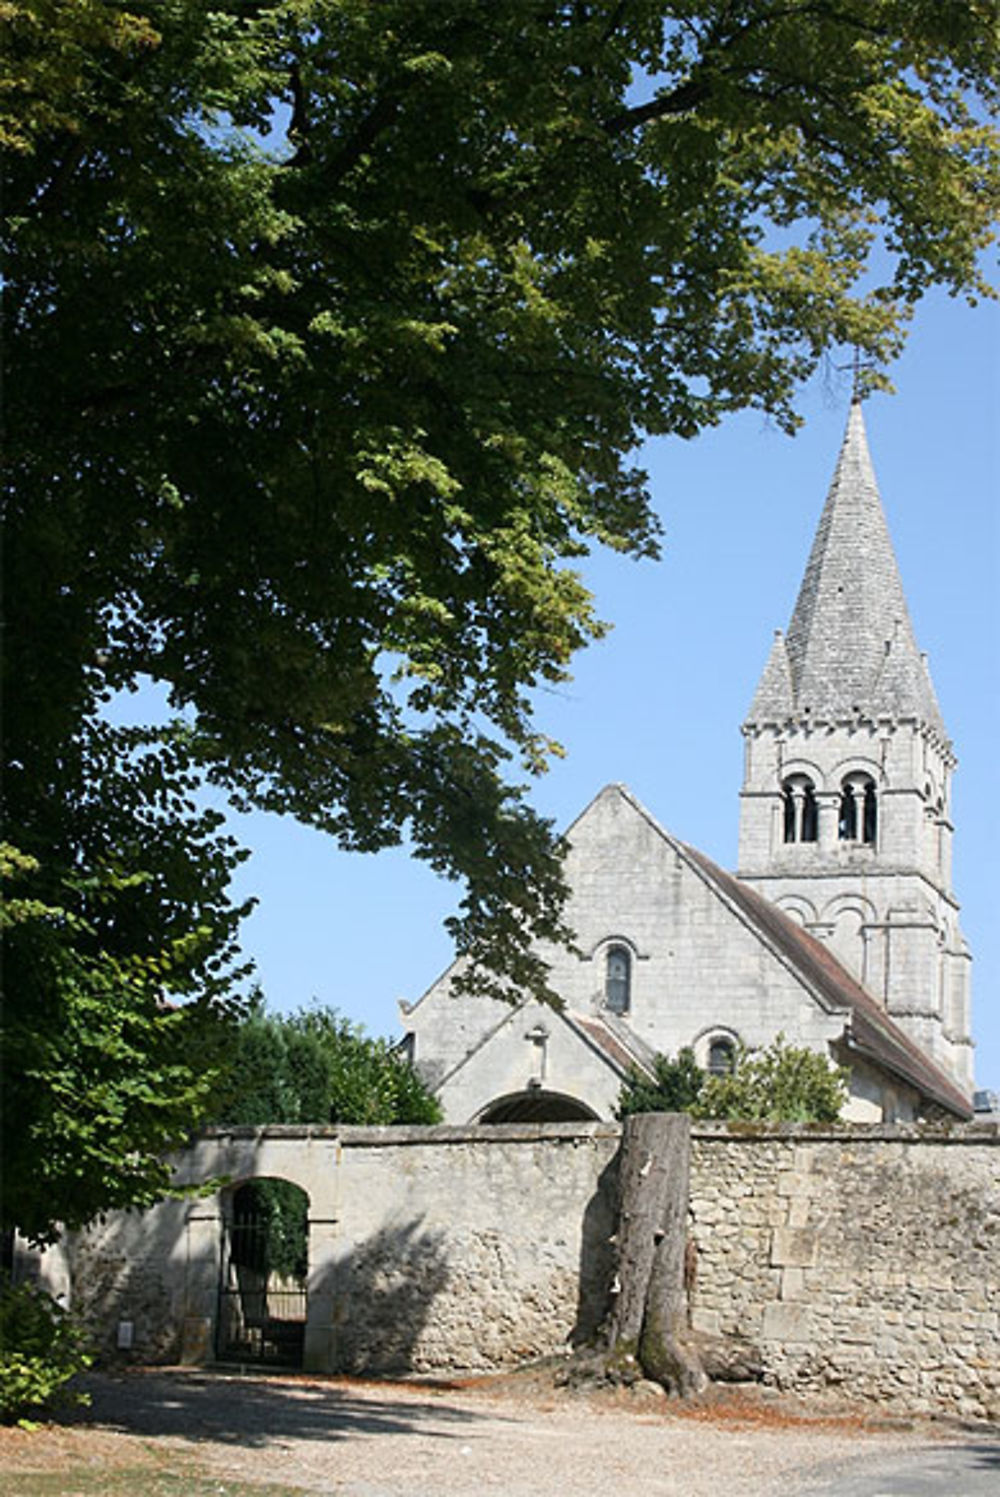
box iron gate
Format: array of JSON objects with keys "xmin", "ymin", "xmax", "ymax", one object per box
[{"xmin": 217, "ymin": 1183, "xmax": 308, "ymax": 1367}]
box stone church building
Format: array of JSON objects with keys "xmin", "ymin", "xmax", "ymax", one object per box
[{"xmin": 402, "ymin": 403, "xmax": 974, "ymax": 1125}]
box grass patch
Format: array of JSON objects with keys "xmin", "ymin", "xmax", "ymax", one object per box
[{"xmin": 6, "ymin": 1466, "xmax": 309, "ymax": 1496}]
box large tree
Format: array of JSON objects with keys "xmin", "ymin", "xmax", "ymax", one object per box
[{"xmin": 2, "ymin": 3, "xmax": 997, "ymax": 1230}]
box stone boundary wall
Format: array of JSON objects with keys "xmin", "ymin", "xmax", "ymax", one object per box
[
  {"xmin": 27, "ymin": 1121, "xmax": 998, "ymax": 1420},
  {"xmin": 688, "ymin": 1124, "xmax": 999, "ymax": 1421}
]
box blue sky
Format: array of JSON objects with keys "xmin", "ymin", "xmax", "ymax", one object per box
[{"xmin": 210, "ymin": 287, "xmax": 999, "ymax": 1089}]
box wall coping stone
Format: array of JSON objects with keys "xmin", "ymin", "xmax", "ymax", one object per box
[
  {"xmin": 199, "ymin": 1121, "xmax": 623, "ymax": 1147},
  {"xmin": 197, "ymin": 1119, "xmax": 997, "ymax": 1148},
  {"xmin": 690, "ymin": 1120, "xmax": 999, "ymax": 1144}
]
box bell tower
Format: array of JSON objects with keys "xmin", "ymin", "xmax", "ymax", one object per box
[{"xmin": 738, "ymin": 400, "xmax": 973, "ymax": 1089}]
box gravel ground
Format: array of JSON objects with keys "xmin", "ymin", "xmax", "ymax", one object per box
[{"xmin": 3, "ymin": 1368, "xmax": 995, "ymax": 1497}]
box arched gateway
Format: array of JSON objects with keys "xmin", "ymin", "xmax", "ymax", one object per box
[{"xmin": 217, "ymin": 1177, "xmax": 310, "ymax": 1367}]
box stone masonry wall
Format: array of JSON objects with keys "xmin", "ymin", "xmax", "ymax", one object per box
[
  {"xmin": 32, "ymin": 1121, "xmax": 998, "ymax": 1421},
  {"xmin": 688, "ymin": 1124, "xmax": 999, "ymax": 1422},
  {"xmin": 315, "ymin": 1124, "xmax": 621, "ymax": 1373}
]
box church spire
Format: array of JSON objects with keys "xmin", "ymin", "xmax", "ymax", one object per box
[
  {"xmin": 739, "ymin": 401, "xmax": 970, "ymax": 1092},
  {"xmin": 750, "ymin": 401, "xmax": 946, "ymax": 738}
]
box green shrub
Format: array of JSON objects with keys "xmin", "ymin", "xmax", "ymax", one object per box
[
  {"xmin": 616, "ymin": 1047, "xmax": 704, "ymax": 1118},
  {"xmin": 210, "ymin": 997, "xmax": 443, "ymax": 1127},
  {"xmin": 697, "ymin": 1035, "xmax": 847, "ymax": 1123},
  {"xmin": 616, "ymin": 1036, "xmax": 848, "ymax": 1125},
  {"xmin": 0, "ymin": 1276, "xmax": 92, "ymax": 1423}
]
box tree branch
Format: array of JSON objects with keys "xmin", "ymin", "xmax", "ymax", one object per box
[{"xmin": 602, "ymin": 77, "xmax": 710, "ymax": 134}]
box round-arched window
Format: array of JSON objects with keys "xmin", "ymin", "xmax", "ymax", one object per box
[
  {"xmin": 707, "ymin": 1036, "xmax": 736, "ymax": 1076},
  {"xmin": 605, "ymin": 945, "xmax": 631, "ymax": 1014},
  {"xmin": 839, "ymin": 775, "xmax": 877, "ymax": 845},
  {"xmin": 782, "ymin": 776, "xmax": 818, "ymax": 843}
]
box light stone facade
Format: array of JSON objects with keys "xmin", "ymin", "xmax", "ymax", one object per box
[
  {"xmin": 403, "ymin": 403, "xmax": 974, "ymax": 1123},
  {"xmin": 689, "ymin": 1124, "xmax": 999, "ymax": 1422}
]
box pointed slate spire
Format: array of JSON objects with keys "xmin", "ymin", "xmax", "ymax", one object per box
[
  {"xmin": 749, "ymin": 401, "xmax": 945, "ymax": 736},
  {"xmin": 747, "ymin": 629, "xmax": 794, "ymax": 723}
]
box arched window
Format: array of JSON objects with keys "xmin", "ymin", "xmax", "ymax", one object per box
[
  {"xmin": 838, "ymin": 784, "xmax": 857, "ymax": 840},
  {"xmin": 782, "ymin": 776, "xmax": 818, "ymax": 843},
  {"xmin": 783, "ymin": 785, "xmax": 796, "ymax": 843},
  {"xmin": 707, "ymin": 1036, "xmax": 736, "ymax": 1076},
  {"xmin": 839, "ymin": 775, "xmax": 877, "ymax": 845},
  {"xmin": 605, "ymin": 945, "xmax": 631, "ymax": 1014}
]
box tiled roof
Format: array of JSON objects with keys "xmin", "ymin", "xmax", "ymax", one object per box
[
  {"xmin": 569, "ymin": 1012, "xmax": 656, "ymax": 1079},
  {"xmin": 680, "ymin": 839, "xmax": 973, "ymax": 1119}
]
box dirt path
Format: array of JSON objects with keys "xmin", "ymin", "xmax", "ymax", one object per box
[{"xmin": 2, "ymin": 1368, "xmax": 995, "ymax": 1497}]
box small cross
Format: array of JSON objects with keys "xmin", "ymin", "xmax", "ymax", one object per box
[{"xmin": 836, "ymin": 347, "xmax": 875, "ymax": 403}]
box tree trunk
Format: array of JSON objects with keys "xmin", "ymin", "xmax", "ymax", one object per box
[{"xmin": 605, "ymin": 1112, "xmax": 706, "ymax": 1396}]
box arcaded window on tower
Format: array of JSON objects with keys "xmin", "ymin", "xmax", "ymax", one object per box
[
  {"xmin": 782, "ymin": 777, "xmax": 818, "ymax": 843},
  {"xmin": 605, "ymin": 945, "xmax": 631, "ymax": 1014},
  {"xmin": 839, "ymin": 775, "xmax": 877, "ymax": 844}
]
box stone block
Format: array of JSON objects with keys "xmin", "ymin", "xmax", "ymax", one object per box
[
  {"xmin": 762, "ymin": 1302, "xmax": 813, "ymax": 1344},
  {"xmin": 787, "ymin": 1197, "xmax": 811, "ymax": 1228},
  {"xmin": 180, "ymin": 1316, "xmax": 213, "ymax": 1365},
  {"xmin": 770, "ymin": 1227, "xmax": 818, "ymax": 1267},
  {"xmin": 780, "ymin": 1268, "xmax": 807, "ymax": 1301}
]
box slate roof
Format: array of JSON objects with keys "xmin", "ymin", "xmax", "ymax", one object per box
[{"xmin": 747, "ymin": 402, "xmax": 946, "ymax": 737}]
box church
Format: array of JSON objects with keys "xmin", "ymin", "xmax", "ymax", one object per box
[{"xmin": 401, "ymin": 402, "xmax": 974, "ymax": 1125}]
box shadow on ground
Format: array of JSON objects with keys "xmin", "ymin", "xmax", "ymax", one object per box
[{"xmin": 73, "ymin": 1368, "xmax": 500, "ymax": 1449}]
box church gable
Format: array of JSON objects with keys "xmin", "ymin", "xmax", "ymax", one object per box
[
  {"xmin": 550, "ymin": 785, "xmax": 848, "ymax": 1064},
  {"xmin": 404, "ymin": 405, "xmax": 973, "ymax": 1125}
]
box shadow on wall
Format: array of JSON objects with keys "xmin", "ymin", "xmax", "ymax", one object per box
[
  {"xmin": 61, "ymin": 1196, "xmax": 217, "ymax": 1366},
  {"xmin": 328, "ymin": 1219, "xmax": 450, "ymax": 1375},
  {"xmin": 572, "ymin": 1150, "xmax": 619, "ymax": 1349}
]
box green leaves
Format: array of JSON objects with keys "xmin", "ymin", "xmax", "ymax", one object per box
[
  {"xmin": 617, "ymin": 1048, "xmax": 705, "ymax": 1119},
  {"xmin": 1, "ymin": 2, "xmax": 996, "ymax": 1238},
  {"xmin": 0, "ymin": 723, "xmax": 253, "ymax": 1244},
  {"xmin": 0, "ymin": 1275, "xmax": 93, "ymax": 1423},
  {"xmin": 209, "ymin": 998, "xmax": 443, "ymax": 1127},
  {"xmin": 697, "ymin": 1035, "xmax": 848, "ymax": 1124},
  {"xmin": 617, "ymin": 1036, "xmax": 849, "ymax": 1124}
]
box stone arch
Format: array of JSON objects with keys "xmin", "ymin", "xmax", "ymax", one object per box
[
  {"xmin": 830, "ymin": 754, "xmax": 884, "ymax": 787},
  {"xmin": 774, "ymin": 894, "xmax": 818, "ymax": 927},
  {"xmin": 475, "ymin": 1090, "xmax": 601, "ymax": 1124},
  {"xmin": 778, "ymin": 756, "xmax": 825, "ymax": 787},
  {"xmin": 691, "ymin": 1024, "xmax": 741, "ymax": 1074},
  {"xmin": 820, "ymin": 893, "xmax": 878, "ymax": 925},
  {"xmin": 218, "ymin": 1175, "xmax": 310, "ymax": 1366},
  {"xmin": 583, "ymin": 931, "xmax": 642, "ymax": 961},
  {"xmin": 820, "ymin": 894, "xmax": 878, "ymax": 983}
]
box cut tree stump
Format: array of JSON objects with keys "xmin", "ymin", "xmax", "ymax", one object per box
[{"xmin": 604, "ymin": 1112, "xmax": 707, "ymax": 1396}]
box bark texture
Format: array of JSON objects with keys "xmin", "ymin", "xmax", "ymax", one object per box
[{"xmin": 605, "ymin": 1112, "xmax": 707, "ymax": 1395}]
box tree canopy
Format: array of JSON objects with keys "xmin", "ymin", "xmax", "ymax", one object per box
[
  {"xmin": 209, "ymin": 998, "xmax": 443, "ymax": 1126},
  {"xmin": 1, "ymin": 2, "xmax": 996, "ymax": 1233},
  {"xmin": 0, "ymin": 725, "xmax": 252, "ymax": 1242}
]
